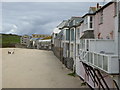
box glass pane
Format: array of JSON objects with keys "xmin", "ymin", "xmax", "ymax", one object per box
[
  {"xmin": 103, "ymin": 56, "xmax": 108, "ymax": 71},
  {"xmin": 90, "ymin": 23, "xmax": 92, "ymax": 28},
  {"xmin": 66, "ymin": 30, "xmax": 70, "ymax": 40},
  {"xmin": 71, "ymin": 29, "xmax": 74, "ymax": 41},
  {"xmin": 90, "ymin": 16, "xmax": 92, "ymax": 21},
  {"xmin": 98, "ymin": 55, "xmax": 102, "ymax": 68},
  {"xmin": 94, "ymin": 54, "xmax": 98, "ymax": 66},
  {"xmin": 77, "ymin": 44, "xmax": 80, "ymax": 55}
]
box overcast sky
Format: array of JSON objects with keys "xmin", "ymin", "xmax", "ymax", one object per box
[{"xmin": 1, "ymin": 1, "xmax": 108, "ymax": 35}]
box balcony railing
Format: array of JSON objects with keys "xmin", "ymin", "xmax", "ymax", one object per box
[
  {"xmin": 80, "ymin": 39, "xmax": 115, "ymax": 54},
  {"xmin": 79, "ymin": 49, "xmax": 119, "ymax": 74}
]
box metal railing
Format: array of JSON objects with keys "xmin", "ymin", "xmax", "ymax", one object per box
[{"xmin": 79, "ymin": 49, "xmax": 118, "ymax": 74}]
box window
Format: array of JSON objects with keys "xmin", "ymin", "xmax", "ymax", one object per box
[
  {"xmin": 71, "ymin": 29, "xmax": 74, "ymax": 41},
  {"xmin": 71, "ymin": 44, "xmax": 73, "ymax": 52},
  {"xmin": 84, "ymin": 16, "xmax": 88, "ymax": 24},
  {"xmin": 90, "ymin": 16, "xmax": 93, "ymax": 28},
  {"xmin": 100, "ymin": 10, "xmax": 103, "ymax": 24},
  {"xmin": 84, "ymin": 16, "xmax": 88, "ymax": 29},
  {"xmin": 66, "ymin": 29, "xmax": 70, "ymax": 40},
  {"xmin": 66, "ymin": 43, "xmax": 69, "ymax": 50},
  {"xmin": 114, "ymin": 2, "xmax": 117, "ymax": 16},
  {"xmin": 77, "ymin": 28, "xmax": 80, "ymax": 39},
  {"xmin": 77, "ymin": 44, "xmax": 80, "ymax": 55},
  {"xmin": 55, "ymin": 34, "xmax": 57, "ymax": 37},
  {"xmin": 119, "ymin": 9, "xmax": 120, "ymax": 32},
  {"xmin": 73, "ymin": 20, "xmax": 76, "ymax": 25}
]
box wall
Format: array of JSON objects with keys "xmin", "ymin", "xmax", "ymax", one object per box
[
  {"xmin": 89, "ymin": 39, "xmax": 115, "ymax": 54},
  {"xmin": 94, "ymin": 3, "xmax": 115, "ymax": 39}
]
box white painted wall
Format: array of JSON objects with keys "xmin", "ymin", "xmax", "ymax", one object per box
[
  {"xmin": 108, "ymin": 56, "xmax": 119, "ymax": 73},
  {"xmin": 88, "ymin": 39, "xmax": 115, "ymax": 54}
]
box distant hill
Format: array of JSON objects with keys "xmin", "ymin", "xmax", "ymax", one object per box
[{"xmin": 0, "ymin": 34, "xmax": 21, "ymax": 48}]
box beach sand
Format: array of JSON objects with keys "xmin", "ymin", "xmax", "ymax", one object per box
[{"xmin": 2, "ymin": 48, "xmax": 87, "ymax": 88}]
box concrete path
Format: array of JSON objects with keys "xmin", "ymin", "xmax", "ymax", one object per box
[{"xmin": 2, "ymin": 48, "xmax": 87, "ymax": 88}]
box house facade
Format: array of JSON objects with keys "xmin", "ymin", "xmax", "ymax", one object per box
[
  {"xmin": 20, "ymin": 35, "xmax": 31, "ymax": 46},
  {"xmin": 36, "ymin": 39, "xmax": 51, "ymax": 50},
  {"xmin": 76, "ymin": 1, "xmax": 120, "ymax": 89}
]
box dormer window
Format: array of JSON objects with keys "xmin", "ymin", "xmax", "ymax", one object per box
[
  {"xmin": 90, "ymin": 16, "xmax": 93, "ymax": 28},
  {"xmin": 73, "ymin": 20, "xmax": 76, "ymax": 25},
  {"xmin": 84, "ymin": 16, "xmax": 88, "ymax": 24}
]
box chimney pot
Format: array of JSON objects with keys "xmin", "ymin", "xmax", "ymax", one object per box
[{"xmin": 97, "ymin": 3, "xmax": 99, "ymax": 9}]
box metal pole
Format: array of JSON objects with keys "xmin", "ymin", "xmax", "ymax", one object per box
[{"xmin": 117, "ymin": 0, "xmax": 120, "ymax": 88}]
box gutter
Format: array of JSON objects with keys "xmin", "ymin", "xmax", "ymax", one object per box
[
  {"xmin": 118, "ymin": 0, "xmax": 120, "ymax": 76},
  {"xmin": 68, "ymin": 27, "xmax": 70, "ymax": 58},
  {"xmin": 74, "ymin": 26, "xmax": 77, "ymax": 72},
  {"xmin": 117, "ymin": 1, "xmax": 120, "ymax": 89}
]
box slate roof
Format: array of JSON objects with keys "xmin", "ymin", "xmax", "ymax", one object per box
[{"xmin": 68, "ymin": 17, "xmax": 83, "ymax": 27}]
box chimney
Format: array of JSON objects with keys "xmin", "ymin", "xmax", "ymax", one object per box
[{"xmin": 97, "ymin": 3, "xmax": 99, "ymax": 9}]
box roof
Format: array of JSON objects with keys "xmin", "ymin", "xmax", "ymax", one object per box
[
  {"xmin": 57, "ymin": 20, "xmax": 68, "ymax": 29},
  {"xmin": 58, "ymin": 20, "xmax": 71, "ymax": 29},
  {"xmin": 82, "ymin": 13, "xmax": 95, "ymax": 18},
  {"xmin": 80, "ymin": 31, "xmax": 94, "ymax": 39},
  {"xmin": 68, "ymin": 17, "xmax": 83, "ymax": 27},
  {"xmin": 82, "ymin": 2, "xmax": 114, "ymax": 18},
  {"xmin": 95, "ymin": 2, "xmax": 114, "ymax": 13},
  {"xmin": 53, "ymin": 28, "xmax": 61, "ymax": 34}
]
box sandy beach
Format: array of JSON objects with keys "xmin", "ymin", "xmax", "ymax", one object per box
[{"xmin": 2, "ymin": 48, "xmax": 87, "ymax": 88}]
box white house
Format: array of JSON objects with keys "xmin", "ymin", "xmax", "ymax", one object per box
[{"xmin": 20, "ymin": 35, "xmax": 31, "ymax": 47}]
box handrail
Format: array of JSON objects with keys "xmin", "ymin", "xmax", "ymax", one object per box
[
  {"xmin": 113, "ymin": 80, "xmax": 120, "ymax": 90},
  {"xmin": 79, "ymin": 49, "xmax": 119, "ymax": 74},
  {"xmin": 82, "ymin": 62, "xmax": 110, "ymax": 90}
]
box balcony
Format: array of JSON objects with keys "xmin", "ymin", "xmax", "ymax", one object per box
[
  {"xmin": 79, "ymin": 49, "xmax": 119, "ymax": 74},
  {"xmin": 79, "ymin": 39, "xmax": 119, "ymax": 74},
  {"xmin": 80, "ymin": 39, "xmax": 115, "ymax": 54}
]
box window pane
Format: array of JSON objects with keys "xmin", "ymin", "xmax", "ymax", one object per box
[
  {"xmin": 66, "ymin": 30, "xmax": 70, "ymax": 40},
  {"xmin": 90, "ymin": 16, "xmax": 92, "ymax": 21},
  {"xmin": 90, "ymin": 23, "xmax": 92, "ymax": 28},
  {"xmin": 94, "ymin": 54, "xmax": 98, "ymax": 66},
  {"xmin": 103, "ymin": 56, "xmax": 108, "ymax": 71},
  {"xmin": 71, "ymin": 29, "xmax": 74, "ymax": 41},
  {"xmin": 98, "ymin": 55, "xmax": 102, "ymax": 68}
]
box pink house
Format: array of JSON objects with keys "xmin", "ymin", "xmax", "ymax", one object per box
[
  {"xmin": 76, "ymin": 1, "xmax": 119, "ymax": 89},
  {"xmin": 94, "ymin": 2, "xmax": 116, "ymax": 39}
]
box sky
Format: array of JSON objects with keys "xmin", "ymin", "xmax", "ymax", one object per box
[{"xmin": 1, "ymin": 1, "xmax": 110, "ymax": 35}]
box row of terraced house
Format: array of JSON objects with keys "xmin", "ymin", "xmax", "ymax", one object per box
[{"xmin": 51, "ymin": 1, "xmax": 120, "ymax": 89}]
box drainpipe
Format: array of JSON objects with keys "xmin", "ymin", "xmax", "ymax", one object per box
[
  {"xmin": 118, "ymin": 1, "xmax": 120, "ymax": 88},
  {"xmin": 68, "ymin": 27, "xmax": 71, "ymax": 58},
  {"xmin": 60, "ymin": 39, "xmax": 61, "ymax": 60},
  {"xmin": 74, "ymin": 26, "xmax": 77, "ymax": 72}
]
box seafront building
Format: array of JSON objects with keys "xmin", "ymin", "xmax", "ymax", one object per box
[
  {"xmin": 52, "ymin": 1, "xmax": 120, "ymax": 89},
  {"xmin": 28, "ymin": 34, "xmax": 51, "ymax": 49},
  {"xmin": 36, "ymin": 39, "xmax": 51, "ymax": 50},
  {"xmin": 20, "ymin": 35, "xmax": 31, "ymax": 46}
]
